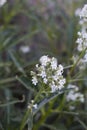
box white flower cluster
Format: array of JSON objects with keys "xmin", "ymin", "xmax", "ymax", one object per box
[
  {"xmin": 31, "ymin": 55, "xmax": 66, "ymax": 93},
  {"xmin": 80, "ymin": 4, "xmax": 87, "ymax": 22},
  {"xmin": 66, "ymin": 84, "xmax": 84, "ymax": 103},
  {"xmin": 76, "ymin": 31, "xmax": 87, "ymax": 52},
  {"xmin": 76, "ymin": 31, "xmax": 87, "ymax": 64},
  {"xmin": 73, "ymin": 4, "xmax": 87, "ymax": 69},
  {"xmin": 0, "ymin": 0, "xmax": 6, "ymax": 7}
]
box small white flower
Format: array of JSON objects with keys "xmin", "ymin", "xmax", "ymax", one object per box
[
  {"xmin": 83, "ymin": 32, "xmax": 87, "ymax": 39},
  {"xmin": 79, "ymin": 19, "xmax": 84, "ymax": 25},
  {"xmin": 78, "ymin": 32, "xmax": 81, "ymax": 36},
  {"xmin": 82, "ymin": 26, "xmax": 87, "ymax": 33},
  {"xmin": 39, "ymin": 55, "xmax": 50, "ymax": 66},
  {"xmin": 20, "ymin": 45, "xmax": 30, "ymax": 53},
  {"xmin": 30, "ymin": 71, "xmax": 36, "ymax": 76},
  {"xmin": 52, "ymin": 75, "xmax": 59, "ymax": 81},
  {"xmin": 56, "ymin": 70, "xmax": 62, "ymax": 76},
  {"xmin": 43, "ymin": 78, "xmax": 48, "ymax": 84},
  {"xmin": 32, "ymin": 76, "xmax": 38, "ymax": 85},
  {"xmin": 36, "ymin": 64, "xmax": 39, "ymax": 68},
  {"xmin": 33, "ymin": 104, "xmax": 37, "ymax": 109},
  {"xmin": 59, "ymin": 78, "xmax": 66, "ymax": 86},
  {"xmin": 79, "ymin": 94, "xmax": 84, "ymax": 102},
  {"xmin": 0, "ymin": 0, "xmax": 6, "ymax": 7},
  {"xmin": 39, "ymin": 71, "xmax": 46, "ymax": 78},
  {"xmin": 76, "ymin": 38, "xmax": 83, "ymax": 44},
  {"xmin": 51, "ymin": 57, "xmax": 57, "ymax": 70},
  {"xmin": 38, "ymin": 66, "xmax": 46, "ymax": 78},
  {"xmin": 58, "ymin": 85, "xmax": 64, "ymax": 90},
  {"xmin": 75, "ymin": 8, "xmax": 81, "ymax": 16},
  {"xmin": 27, "ymin": 105, "xmax": 31, "ymax": 109},
  {"xmin": 28, "ymin": 102, "xmax": 37, "ymax": 109},
  {"xmin": 77, "ymin": 43, "xmax": 83, "ymax": 51},
  {"xmin": 50, "ymin": 84, "xmax": 58, "ymax": 93},
  {"xmin": 59, "ymin": 64, "xmax": 63, "ymax": 71},
  {"xmin": 80, "ymin": 4, "xmax": 87, "ymax": 21}
]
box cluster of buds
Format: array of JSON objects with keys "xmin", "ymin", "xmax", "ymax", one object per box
[{"xmin": 31, "ymin": 55, "xmax": 66, "ymax": 93}]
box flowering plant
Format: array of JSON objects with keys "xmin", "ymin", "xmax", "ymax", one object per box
[
  {"xmin": 0, "ymin": 1, "xmax": 87, "ymax": 130},
  {"xmin": 20, "ymin": 4, "xmax": 87, "ymax": 130}
]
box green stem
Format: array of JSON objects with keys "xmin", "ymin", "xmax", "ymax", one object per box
[
  {"xmin": 32, "ymin": 109, "xmax": 51, "ymax": 130},
  {"xmin": 70, "ymin": 48, "xmax": 87, "ymax": 75},
  {"xmin": 34, "ymin": 84, "xmax": 44, "ymax": 103}
]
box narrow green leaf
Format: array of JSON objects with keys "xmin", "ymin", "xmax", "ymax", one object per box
[
  {"xmin": 8, "ymin": 50, "xmax": 25, "ymax": 74},
  {"xmin": 8, "ymin": 30, "xmax": 39, "ymax": 48},
  {"xmin": 0, "ymin": 122, "xmax": 4, "ymax": 130},
  {"xmin": 76, "ymin": 117, "xmax": 87, "ymax": 130},
  {"xmin": 16, "ymin": 75, "xmax": 34, "ymax": 91},
  {"xmin": 0, "ymin": 99, "xmax": 24, "ymax": 107},
  {"xmin": 42, "ymin": 124, "xmax": 58, "ymax": 130},
  {"xmin": 33, "ymin": 91, "xmax": 64, "ymax": 115},
  {"xmin": 4, "ymin": 89, "xmax": 11, "ymax": 125},
  {"xmin": 20, "ymin": 108, "xmax": 33, "ymax": 130}
]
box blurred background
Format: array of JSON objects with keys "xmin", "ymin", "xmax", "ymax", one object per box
[{"xmin": 0, "ymin": 0, "xmax": 87, "ymax": 130}]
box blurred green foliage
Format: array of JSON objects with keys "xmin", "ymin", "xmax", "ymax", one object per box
[{"xmin": 0, "ymin": 0, "xmax": 87, "ymax": 130}]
